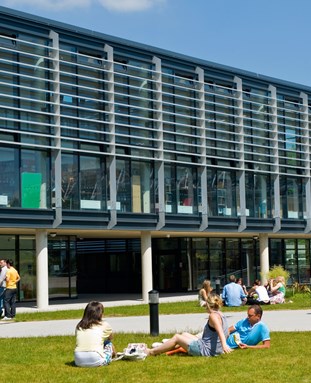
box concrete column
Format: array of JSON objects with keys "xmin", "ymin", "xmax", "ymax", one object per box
[
  {"xmin": 234, "ymin": 76, "xmax": 246, "ymax": 232},
  {"xmin": 49, "ymin": 30, "xmax": 62, "ymax": 229},
  {"xmin": 141, "ymin": 231, "xmax": 153, "ymax": 303},
  {"xmin": 36, "ymin": 230, "xmax": 49, "ymax": 310},
  {"xmin": 246, "ymin": 252, "xmax": 251, "ymax": 287},
  {"xmin": 259, "ymin": 233, "xmax": 269, "ymax": 284}
]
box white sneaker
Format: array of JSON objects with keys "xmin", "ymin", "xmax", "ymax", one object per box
[
  {"xmin": 2, "ymin": 316, "xmax": 12, "ymax": 321},
  {"xmin": 151, "ymin": 342, "xmax": 163, "ymax": 348}
]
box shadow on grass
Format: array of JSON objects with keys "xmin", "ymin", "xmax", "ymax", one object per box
[{"xmin": 65, "ymin": 361, "xmax": 76, "ymax": 367}]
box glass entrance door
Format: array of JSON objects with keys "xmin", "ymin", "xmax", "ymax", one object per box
[
  {"xmin": 153, "ymin": 238, "xmax": 188, "ymax": 292},
  {"xmin": 48, "ymin": 237, "xmax": 77, "ymax": 299}
]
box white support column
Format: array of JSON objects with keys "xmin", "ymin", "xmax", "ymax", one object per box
[
  {"xmin": 268, "ymin": 85, "xmax": 281, "ymax": 232},
  {"xmin": 36, "ymin": 230, "xmax": 49, "ymax": 310},
  {"xmin": 153, "ymin": 56, "xmax": 165, "ymax": 230},
  {"xmin": 300, "ymin": 92, "xmax": 311, "ymax": 233},
  {"xmin": 246, "ymin": 252, "xmax": 252, "ymax": 287},
  {"xmin": 49, "ymin": 30, "xmax": 62, "ymax": 228},
  {"xmin": 234, "ymin": 76, "xmax": 246, "ymax": 232},
  {"xmin": 141, "ymin": 231, "xmax": 153, "ymax": 303},
  {"xmin": 105, "ymin": 44, "xmax": 117, "ymax": 229},
  {"xmin": 259, "ymin": 233, "xmax": 269, "ymax": 285},
  {"xmin": 196, "ymin": 66, "xmax": 208, "ymax": 231}
]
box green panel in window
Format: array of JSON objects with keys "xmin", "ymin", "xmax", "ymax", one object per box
[{"xmin": 21, "ymin": 172, "xmax": 42, "ymax": 208}]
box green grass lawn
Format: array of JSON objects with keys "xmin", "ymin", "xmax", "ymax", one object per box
[
  {"xmin": 1, "ymin": 332, "xmax": 310, "ymax": 383},
  {"xmin": 16, "ymin": 292, "xmax": 311, "ymax": 322}
]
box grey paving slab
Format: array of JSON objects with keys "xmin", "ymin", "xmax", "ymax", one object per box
[
  {"xmin": 0, "ymin": 294, "xmax": 308, "ymax": 338},
  {"xmin": 0, "ymin": 310, "xmax": 310, "ymax": 338}
]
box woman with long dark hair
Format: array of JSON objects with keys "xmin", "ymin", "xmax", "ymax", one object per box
[{"xmin": 74, "ymin": 301, "xmax": 115, "ymax": 367}]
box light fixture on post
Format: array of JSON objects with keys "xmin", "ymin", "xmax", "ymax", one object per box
[
  {"xmin": 253, "ymin": 235, "xmax": 259, "ymax": 241},
  {"xmin": 49, "ymin": 232, "xmax": 57, "ymax": 238}
]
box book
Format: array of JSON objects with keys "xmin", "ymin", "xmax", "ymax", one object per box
[{"xmin": 233, "ymin": 333, "xmax": 241, "ymax": 345}]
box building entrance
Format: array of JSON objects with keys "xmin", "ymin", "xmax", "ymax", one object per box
[
  {"xmin": 76, "ymin": 239, "xmax": 141, "ymax": 293},
  {"xmin": 48, "ymin": 237, "xmax": 77, "ymax": 299},
  {"xmin": 153, "ymin": 238, "xmax": 189, "ymax": 292}
]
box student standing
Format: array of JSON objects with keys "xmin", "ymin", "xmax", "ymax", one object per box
[
  {"xmin": 3, "ymin": 259, "xmax": 20, "ymax": 320},
  {"xmin": 0, "ymin": 259, "xmax": 8, "ymax": 317}
]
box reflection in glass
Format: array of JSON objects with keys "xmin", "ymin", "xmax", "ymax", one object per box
[
  {"xmin": 207, "ymin": 169, "xmax": 236, "ymax": 217},
  {"xmin": 0, "ymin": 147, "xmax": 19, "ymax": 207},
  {"xmin": 164, "ymin": 164, "xmax": 197, "ymax": 214},
  {"xmin": 131, "ymin": 161, "xmax": 154, "ymax": 213},
  {"xmin": 62, "ymin": 154, "xmax": 79, "ymax": 210},
  {"xmin": 280, "ymin": 177, "xmax": 302, "ymax": 219},
  {"xmin": 116, "ymin": 159, "xmax": 131, "ymax": 212},
  {"xmin": 80, "ymin": 156, "xmax": 105, "ymax": 210}
]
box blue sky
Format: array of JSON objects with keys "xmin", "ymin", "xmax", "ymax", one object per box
[{"xmin": 2, "ymin": 0, "xmax": 311, "ymax": 87}]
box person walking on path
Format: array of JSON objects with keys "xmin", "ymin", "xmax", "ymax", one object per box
[{"xmin": 2, "ymin": 259, "xmax": 20, "ymax": 321}]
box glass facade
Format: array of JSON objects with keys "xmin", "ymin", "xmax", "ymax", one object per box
[
  {"xmin": 0, "ymin": 18, "xmax": 310, "ymax": 221},
  {"xmin": 0, "ymin": 8, "xmax": 310, "ymax": 299}
]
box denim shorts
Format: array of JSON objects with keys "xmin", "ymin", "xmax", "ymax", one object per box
[{"xmin": 188, "ymin": 340, "xmax": 201, "ymax": 356}]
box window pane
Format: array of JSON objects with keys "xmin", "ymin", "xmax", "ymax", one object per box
[
  {"xmin": 62, "ymin": 154, "xmax": 79, "ymax": 210},
  {"xmin": 80, "ymin": 156, "xmax": 105, "ymax": 210},
  {"xmin": 21, "ymin": 150, "xmax": 50, "ymax": 208},
  {"xmin": 0, "ymin": 147, "xmax": 20, "ymax": 207}
]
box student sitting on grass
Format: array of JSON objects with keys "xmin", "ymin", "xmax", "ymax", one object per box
[
  {"xmin": 269, "ymin": 276, "xmax": 286, "ymax": 304},
  {"xmin": 246, "ymin": 280, "xmax": 270, "ymax": 305},
  {"xmin": 198, "ymin": 279, "xmax": 213, "ymax": 307},
  {"xmin": 147, "ymin": 293, "xmax": 233, "ymax": 357},
  {"xmin": 74, "ymin": 301, "xmax": 116, "ymax": 367},
  {"xmin": 226, "ymin": 304, "xmax": 271, "ymax": 349}
]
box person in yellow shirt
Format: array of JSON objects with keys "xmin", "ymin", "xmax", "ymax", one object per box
[{"xmin": 2, "ymin": 259, "xmax": 20, "ymax": 320}]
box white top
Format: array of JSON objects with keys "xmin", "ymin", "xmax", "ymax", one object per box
[
  {"xmin": 255, "ymin": 285, "xmax": 270, "ymax": 302},
  {"xmin": 75, "ymin": 320, "xmax": 113, "ymax": 357},
  {"xmin": 0, "ymin": 266, "xmax": 7, "ymax": 288}
]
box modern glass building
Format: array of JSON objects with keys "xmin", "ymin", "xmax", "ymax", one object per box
[{"xmin": 0, "ymin": 6, "xmax": 310, "ymax": 307}]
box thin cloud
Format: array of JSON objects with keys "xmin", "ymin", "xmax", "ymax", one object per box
[
  {"xmin": 98, "ymin": 0, "xmax": 165, "ymax": 12},
  {"xmin": 2, "ymin": 0, "xmax": 91, "ymax": 10},
  {"xmin": 2, "ymin": 0, "xmax": 165, "ymax": 12}
]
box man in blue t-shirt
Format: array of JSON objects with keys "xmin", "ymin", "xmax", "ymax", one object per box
[
  {"xmin": 222, "ymin": 275, "xmax": 247, "ymax": 306},
  {"xmin": 227, "ymin": 305, "xmax": 271, "ymax": 349}
]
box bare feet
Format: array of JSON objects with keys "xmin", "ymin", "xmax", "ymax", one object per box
[{"xmin": 146, "ymin": 348, "xmax": 155, "ymax": 356}]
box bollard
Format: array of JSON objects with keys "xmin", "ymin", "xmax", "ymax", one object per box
[
  {"xmin": 215, "ymin": 278, "xmax": 221, "ymax": 296},
  {"xmin": 148, "ymin": 289, "xmax": 159, "ymax": 336}
]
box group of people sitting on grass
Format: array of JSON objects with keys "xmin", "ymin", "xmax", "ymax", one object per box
[
  {"xmin": 199, "ymin": 275, "xmax": 286, "ymax": 308},
  {"xmin": 73, "ymin": 293, "xmax": 271, "ymax": 368},
  {"xmin": 73, "ymin": 274, "xmax": 286, "ymax": 367}
]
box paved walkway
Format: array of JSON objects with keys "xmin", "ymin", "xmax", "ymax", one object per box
[{"xmin": 0, "ymin": 294, "xmax": 310, "ymax": 338}]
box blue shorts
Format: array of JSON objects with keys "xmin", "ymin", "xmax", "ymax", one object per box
[{"xmin": 188, "ymin": 340, "xmax": 201, "ymax": 356}]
